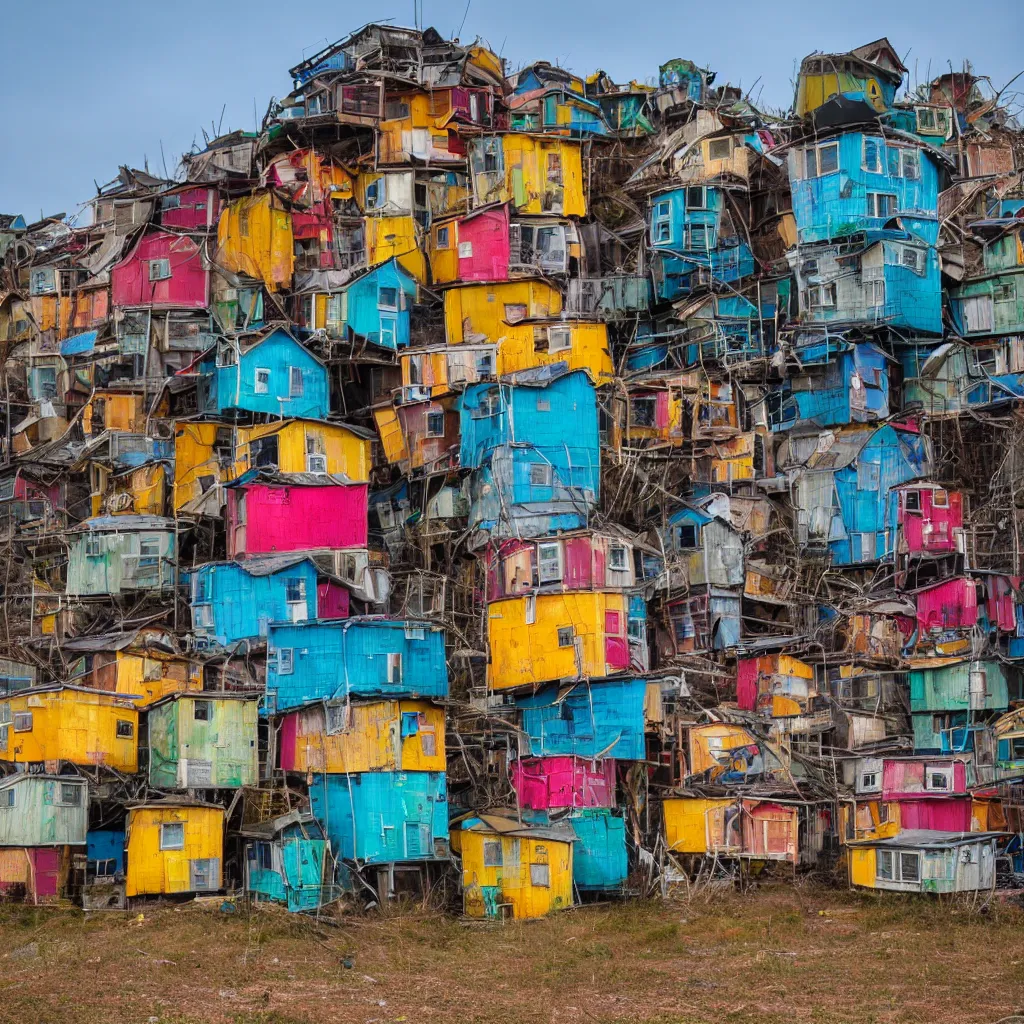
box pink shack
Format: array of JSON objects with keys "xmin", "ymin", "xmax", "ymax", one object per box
[
  {"xmin": 159, "ymin": 187, "xmax": 220, "ymax": 231},
  {"xmin": 511, "ymin": 757, "xmax": 617, "ymax": 810},
  {"xmin": 482, "ymin": 529, "xmax": 638, "ymax": 602},
  {"xmin": 895, "ymin": 482, "xmax": 964, "ymax": 557},
  {"xmin": 912, "ymin": 577, "xmax": 978, "ymax": 635},
  {"xmin": 226, "ymin": 473, "xmax": 368, "ymax": 558},
  {"xmin": 0, "ymin": 848, "xmax": 67, "ymax": 903},
  {"xmin": 111, "ymin": 228, "xmax": 208, "ymax": 309}
]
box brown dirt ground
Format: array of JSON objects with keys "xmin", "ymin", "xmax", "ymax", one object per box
[{"xmin": 0, "ymin": 884, "xmax": 1021, "ymax": 1024}]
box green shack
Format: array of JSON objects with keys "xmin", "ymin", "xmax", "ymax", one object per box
[{"xmin": 146, "ymin": 693, "xmax": 258, "ymax": 789}]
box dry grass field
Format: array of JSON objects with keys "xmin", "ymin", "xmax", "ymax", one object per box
[{"xmin": 0, "ymin": 884, "xmax": 1021, "ymax": 1024}]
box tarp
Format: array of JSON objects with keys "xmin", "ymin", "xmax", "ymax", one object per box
[{"xmin": 60, "ymin": 330, "xmax": 97, "ymax": 356}]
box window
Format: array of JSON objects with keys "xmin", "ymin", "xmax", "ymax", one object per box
[
  {"xmin": 387, "ymin": 652, "xmax": 403, "ymax": 684},
  {"xmin": 916, "ymin": 107, "xmax": 938, "ymax": 132},
  {"xmin": 708, "ymin": 137, "xmax": 732, "ymax": 161},
  {"xmin": 863, "ymin": 138, "xmax": 883, "ymax": 173},
  {"xmin": 116, "ymin": 719, "xmax": 134, "ymax": 738},
  {"xmin": 289, "ymin": 366, "xmax": 304, "ymax": 397},
  {"xmin": 254, "ymin": 368, "xmax": 270, "ymax": 394},
  {"xmin": 608, "ymin": 545, "xmax": 629, "ymax": 571},
  {"xmin": 867, "ymin": 279, "xmax": 886, "ymax": 308},
  {"xmin": 925, "ymin": 766, "xmax": 953, "ymax": 791},
  {"xmin": 85, "ymin": 534, "xmax": 103, "ymax": 557},
  {"xmin": 876, "ymin": 849, "xmax": 894, "ymax": 880},
  {"xmin": 652, "ymin": 200, "xmax": 671, "ymax": 244},
  {"xmin": 557, "ymin": 626, "xmax": 575, "ymax": 647},
  {"xmin": 148, "ymin": 259, "xmax": 171, "ymax": 281},
  {"xmin": 364, "ymin": 178, "xmax": 385, "ymax": 210},
  {"xmin": 384, "ymin": 99, "xmax": 410, "ymax": 120},
  {"xmin": 818, "ymin": 143, "xmax": 839, "ymax": 175},
  {"xmin": 538, "ymin": 542, "xmax": 563, "ymax": 583},
  {"xmin": 378, "ymin": 287, "xmax": 398, "ymax": 311},
  {"xmin": 425, "ymin": 411, "xmax": 445, "ymax": 438},
  {"xmin": 139, "ymin": 536, "xmax": 160, "ymax": 569},
  {"xmin": 306, "ymin": 453, "xmax": 327, "ymax": 474},
  {"xmin": 860, "ymin": 772, "xmax": 878, "ymax": 789},
  {"xmin": 58, "ymin": 784, "xmax": 81, "ymax": 806},
  {"xmin": 867, "ymin": 193, "xmax": 898, "ymax": 218},
  {"xmin": 529, "ymin": 463, "xmax": 553, "ymax": 487},
  {"xmin": 631, "ymin": 397, "xmax": 657, "ymax": 427},
  {"xmin": 530, "ymin": 862, "xmax": 550, "ymax": 887},
  {"xmin": 901, "ymin": 150, "xmax": 920, "ymax": 180},
  {"xmin": 436, "ymin": 226, "xmax": 450, "ymax": 249},
  {"xmin": 807, "ymin": 284, "xmax": 837, "ymax": 308},
  {"xmin": 13, "ymin": 712, "xmax": 32, "ymax": 732},
  {"xmin": 676, "ymin": 523, "xmax": 699, "ymax": 549},
  {"xmin": 904, "ymin": 490, "xmax": 921, "ymax": 512},
  {"xmin": 504, "ymin": 302, "xmax": 527, "ymax": 323},
  {"xmin": 216, "ymin": 343, "xmax": 237, "ymax": 367},
  {"xmin": 994, "ymin": 282, "xmax": 1015, "ymax": 304},
  {"xmin": 900, "ymin": 852, "xmax": 920, "ymax": 882},
  {"xmin": 193, "ymin": 700, "xmax": 211, "ymax": 722},
  {"xmin": 483, "ymin": 840, "xmax": 502, "ymax": 867},
  {"xmin": 547, "ymin": 326, "xmax": 571, "ymax": 352},
  {"xmin": 285, "ymin": 578, "xmax": 306, "ymax": 604},
  {"xmin": 685, "ymin": 186, "xmax": 707, "ymax": 210},
  {"xmin": 160, "ymin": 822, "xmax": 185, "ymax": 851},
  {"xmin": 932, "ymin": 490, "xmax": 949, "ymax": 508},
  {"xmin": 0, "ymin": 790, "xmax": 13, "ymax": 808},
  {"xmin": 525, "ymin": 594, "xmax": 536, "ymax": 624},
  {"xmin": 901, "ymin": 247, "xmax": 924, "ymax": 273}
]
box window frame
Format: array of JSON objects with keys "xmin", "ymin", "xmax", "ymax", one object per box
[
  {"xmin": 254, "ymin": 367, "xmax": 271, "ymax": 395},
  {"xmin": 116, "ymin": 719, "xmax": 134, "ymax": 739},
  {"xmin": 160, "ymin": 821, "xmax": 185, "ymax": 852},
  {"xmin": 148, "ymin": 258, "xmax": 172, "ymax": 282},
  {"xmin": 288, "ymin": 366, "xmax": 304, "ymax": 398},
  {"xmin": 557, "ymin": 626, "xmax": 575, "ymax": 648},
  {"xmin": 537, "ymin": 541, "xmax": 564, "ymax": 583}
]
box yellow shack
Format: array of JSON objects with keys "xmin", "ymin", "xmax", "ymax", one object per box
[
  {"xmin": 64, "ymin": 629, "xmax": 203, "ymax": 708},
  {"xmin": 216, "ymin": 193, "xmax": 294, "ymax": 290},
  {"xmin": 278, "ymin": 700, "xmax": 446, "ymax": 774},
  {"xmin": 454, "ymin": 811, "xmax": 574, "ymax": 920},
  {"xmin": 443, "ymin": 279, "xmax": 562, "ymax": 345},
  {"xmin": 0, "ymin": 685, "xmax": 139, "ymax": 771},
  {"xmin": 125, "ymin": 801, "xmax": 225, "ymax": 897},
  {"xmin": 486, "ymin": 591, "xmax": 633, "ymax": 691},
  {"xmin": 173, "ymin": 418, "xmax": 373, "ymax": 513}
]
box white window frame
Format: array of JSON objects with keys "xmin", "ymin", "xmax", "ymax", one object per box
[
  {"xmin": 160, "ymin": 822, "xmax": 185, "ymax": 852},
  {"xmin": 607, "ymin": 544, "xmax": 629, "ymax": 572},
  {"xmin": 867, "ymin": 192, "xmax": 898, "ymax": 218},
  {"xmin": 537, "ymin": 542, "xmax": 563, "ymax": 583},
  {"xmin": 254, "ymin": 368, "xmax": 271, "ymax": 394},
  {"xmin": 862, "ymin": 137, "xmax": 884, "ymax": 174},
  {"xmin": 277, "ymin": 648, "xmax": 294, "ymax": 675},
  {"xmin": 557, "ymin": 626, "xmax": 574, "ymax": 647},
  {"xmin": 925, "ymin": 765, "xmax": 953, "ymax": 792},
  {"xmin": 13, "ymin": 712, "xmax": 32, "ymax": 733},
  {"xmin": 289, "ymin": 366, "xmax": 304, "ymax": 397},
  {"xmin": 425, "ymin": 410, "xmax": 445, "ymax": 438},
  {"xmin": 707, "ymin": 137, "xmax": 732, "ymax": 161}
]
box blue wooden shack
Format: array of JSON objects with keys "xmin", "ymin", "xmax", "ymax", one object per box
[
  {"xmin": 310, "ymin": 771, "xmax": 449, "ymax": 865},
  {"xmin": 306, "ymin": 259, "xmax": 417, "ymax": 351},
  {"xmin": 458, "ymin": 370, "xmax": 598, "ymax": 544},
  {"xmin": 782, "ymin": 424, "xmax": 930, "ymax": 564},
  {"xmin": 197, "ymin": 327, "xmax": 329, "ymax": 420},
  {"xmin": 523, "ymin": 807, "xmax": 628, "ymax": 892},
  {"xmin": 648, "ymin": 185, "xmax": 755, "ymax": 302},
  {"xmin": 787, "ymin": 131, "xmax": 948, "ymax": 246},
  {"xmin": 792, "ymin": 228, "xmax": 943, "ymax": 334},
  {"xmin": 459, "ymin": 369, "xmax": 600, "ymax": 541},
  {"xmin": 768, "ymin": 338, "xmax": 892, "ymax": 432},
  {"xmin": 188, "ymin": 555, "xmax": 320, "ymax": 647},
  {"xmin": 515, "ymin": 678, "xmax": 648, "ymax": 760},
  {"xmin": 241, "ymin": 811, "xmax": 334, "ymax": 912},
  {"xmin": 265, "ymin": 618, "xmax": 449, "ymax": 714}
]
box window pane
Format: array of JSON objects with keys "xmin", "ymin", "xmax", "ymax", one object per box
[{"xmin": 900, "ymin": 852, "xmax": 920, "ymax": 882}]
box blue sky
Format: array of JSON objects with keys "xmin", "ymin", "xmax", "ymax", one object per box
[{"xmin": 2, "ymin": 0, "xmax": 1021, "ymax": 220}]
